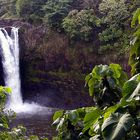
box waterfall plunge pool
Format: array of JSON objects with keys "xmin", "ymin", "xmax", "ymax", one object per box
[{"xmin": 10, "ymin": 106, "xmax": 57, "ymax": 140}]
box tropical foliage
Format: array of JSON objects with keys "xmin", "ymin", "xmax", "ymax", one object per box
[
  {"xmin": 52, "ymin": 64, "xmax": 140, "ymax": 140},
  {"xmin": 129, "ymin": 8, "xmax": 140, "ymax": 75},
  {"xmin": 85, "ymin": 64, "xmax": 127, "ymax": 107}
]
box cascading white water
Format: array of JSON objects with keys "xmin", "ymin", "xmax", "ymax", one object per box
[
  {"xmin": 0, "ymin": 27, "xmax": 23, "ymax": 108},
  {"xmin": 0, "ymin": 27, "xmax": 52, "ymax": 114}
]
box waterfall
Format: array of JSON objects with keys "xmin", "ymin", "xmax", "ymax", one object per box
[
  {"xmin": 0, "ymin": 27, "xmax": 49, "ymax": 114},
  {"xmin": 0, "ymin": 27, "xmax": 23, "ymax": 108}
]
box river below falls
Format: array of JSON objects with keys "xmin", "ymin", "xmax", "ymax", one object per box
[{"xmin": 10, "ymin": 108, "xmax": 58, "ymax": 140}]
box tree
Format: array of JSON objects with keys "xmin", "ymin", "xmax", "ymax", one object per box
[
  {"xmin": 99, "ymin": 0, "xmax": 129, "ymax": 26},
  {"xmin": 62, "ymin": 9, "xmax": 100, "ymax": 41},
  {"xmin": 43, "ymin": 0, "xmax": 73, "ymax": 28},
  {"xmin": 98, "ymin": 0, "xmax": 130, "ymax": 43},
  {"xmin": 16, "ymin": 0, "xmax": 47, "ymax": 23},
  {"xmin": 0, "ymin": 0, "xmax": 17, "ymax": 18},
  {"xmin": 16, "ymin": 0, "xmax": 32, "ymax": 17}
]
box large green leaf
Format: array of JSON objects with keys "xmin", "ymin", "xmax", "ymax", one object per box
[
  {"xmin": 109, "ymin": 64, "xmax": 128, "ymax": 87},
  {"xmin": 109, "ymin": 64, "xmax": 122, "ymax": 78},
  {"xmin": 88, "ymin": 77, "xmax": 95, "ymax": 96},
  {"xmin": 103, "ymin": 105, "xmax": 119, "ymax": 121},
  {"xmin": 92, "ymin": 65, "xmax": 111, "ymax": 78},
  {"xmin": 122, "ymin": 80, "xmax": 138, "ymax": 99},
  {"xmin": 122, "ymin": 74, "xmax": 140, "ymax": 100},
  {"xmin": 118, "ymin": 71, "xmax": 128, "ymax": 87},
  {"xmin": 85, "ymin": 73, "xmax": 92, "ymax": 86},
  {"xmin": 128, "ymin": 82, "xmax": 140, "ymax": 101},
  {"xmin": 83, "ymin": 108, "xmax": 102, "ymax": 133},
  {"xmin": 53, "ymin": 110, "xmax": 64, "ymax": 121},
  {"xmin": 67, "ymin": 110, "xmax": 79, "ymax": 124},
  {"xmin": 102, "ymin": 113, "xmax": 134, "ymax": 140}
]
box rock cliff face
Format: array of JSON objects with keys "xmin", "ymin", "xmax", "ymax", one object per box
[{"xmin": 0, "ymin": 19, "xmax": 130, "ymax": 108}]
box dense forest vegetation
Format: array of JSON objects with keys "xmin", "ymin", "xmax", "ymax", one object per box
[
  {"xmin": 0, "ymin": 0, "xmax": 140, "ymax": 140},
  {"xmin": 0, "ymin": 0, "xmax": 139, "ymax": 53}
]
